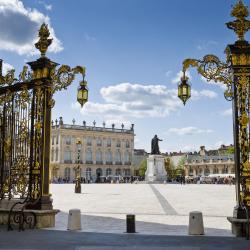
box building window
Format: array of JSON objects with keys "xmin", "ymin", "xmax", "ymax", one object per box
[
  {"xmin": 204, "ymin": 167, "xmax": 210, "ymax": 176},
  {"xmin": 56, "ymin": 135, "xmax": 59, "ymax": 144},
  {"xmin": 107, "ymin": 138, "xmax": 111, "ymax": 147},
  {"xmin": 222, "ymin": 165, "xmax": 228, "ymax": 174},
  {"xmin": 65, "ymin": 136, "xmax": 71, "ymax": 145},
  {"xmin": 189, "ymin": 167, "xmax": 193, "ymax": 174},
  {"xmin": 96, "ymin": 150, "xmax": 102, "ymax": 163},
  {"xmin": 56, "ymin": 148, "xmax": 58, "ymax": 161},
  {"xmin": 115, "ymin": 150, "xmax": 121, "ymax": 163},
  {"xmin": 213, "ymin": 167, "xmax": 219, "ymax": 174},
  {"xmin": 106, "ymin": 168, "xmax": 112, "ymax": 176},
  {"xmin": 64, "ymin": 150, "xmax": 71, "ymax": 163},
  {"xmin": 106, "ymin": 150, "xmax": 112, "ymax": 163},
  {"xmin": 97, "ymin": 138, "xmax": 102, "ymax": 147},
  {"xmin": 86, "ymin": 167, "xmax": 92, "ymax": 180},
  {"xmin": 52, "ymin": 136, "xmax": 55, "ymax": 145},
  {"xmin": 125, "ymin": 140, "xmax": 130, "ymax": 148},
  {"xmin": 96, "ymin": 168, "xmax": 103, "ymax": 177},
  {"xmin": 116, "ymin": 168, "xmax": 121, "ymax": 176},
  {"xmin": 231, "ymin": 167, "xmax": 235, "ymax": 174},
  {"xmin": 124, "ymin": 151, "xmax": 130, "ymax": 163},
  {"xmin": 124, "ymin": 169, "xmax": 130, "ymax": 176},
  {"xmin": 116, "ymin": 140, "xmax": 121, "ymax": 147},
  {"xmin": 86, "ymin": 149, "xmax": 92, "ymax": 163},
  {"xmin": 86, "ymin": 137, "xmax": 92, "ymax": 146},
  {"xmin": 64, "ymin": 167, "xmax": 71, "ymax": 180}
]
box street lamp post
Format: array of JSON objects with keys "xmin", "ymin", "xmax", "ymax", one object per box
[
  {"xmin": 178, "ymin": 0, "xmax": 250, "ymax": 236},
  {"xmin": 75, "ymin": 139, "xmax": 82, "ymax": 193}
]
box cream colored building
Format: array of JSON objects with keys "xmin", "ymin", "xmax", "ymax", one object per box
[
  {"xmin": 50, "ymin": 117, "xmax": 135, "ymax": 182},
  {"xmin": 185, "ymin": 146, "xmax": 235, "ymax": 177}
]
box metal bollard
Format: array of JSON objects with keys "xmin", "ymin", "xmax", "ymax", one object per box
[{"xmin": 126, "ymin": 214, "xmax": 136, "ymax": 233}]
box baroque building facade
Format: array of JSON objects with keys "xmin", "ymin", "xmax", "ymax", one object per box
[
  {"xmin": 50, "ymin": 117, "xmax": 135, "ymax": 182},
  {"xmin": 184, "ymin": 145, "xmax": 235, "ymax": 177}
]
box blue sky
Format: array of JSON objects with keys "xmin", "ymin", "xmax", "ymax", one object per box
[{"xmin": 0, "ymin": 0, "xmax": 247, "ymax": 153}]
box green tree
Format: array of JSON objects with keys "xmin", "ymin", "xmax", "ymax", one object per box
[{"xmin": 138, "ymin": 159, "xmax": 147, "ymax": 177}]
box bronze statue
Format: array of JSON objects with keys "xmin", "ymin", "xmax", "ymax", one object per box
[{"xmin": 151, "ymin": 135, "xmax": 163, "ymax": 155}]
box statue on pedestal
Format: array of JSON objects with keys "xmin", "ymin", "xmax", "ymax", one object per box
[{"xmin": 151, "ymin": 135, "xmax": 163, "ymax": 155}]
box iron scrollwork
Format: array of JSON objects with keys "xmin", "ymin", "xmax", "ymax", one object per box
[{"xmin": 182, "ymin": 55, "xmax": 234, "ymax": 102}]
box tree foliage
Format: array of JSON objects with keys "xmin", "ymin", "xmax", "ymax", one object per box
[{"xmin": 138, "ymin": 158, "xmax": 147, "ymax": 177}]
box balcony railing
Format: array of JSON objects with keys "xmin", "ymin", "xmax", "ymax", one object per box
[
  {"xmin": 124, "ymin": 161, "xmax": 131, "ymax": 165},
  {"xmin": 106, "ymin": 161, "xmax": 113, "ymax": 165},
  {"xmin": 96, "ymin": 161, "xmax": 103, "ymax": 165},
  {"xmin": 115, "ymin": 161, "xmax": 122, "ymax": 165}
]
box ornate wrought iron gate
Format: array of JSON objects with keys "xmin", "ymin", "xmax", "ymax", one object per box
[{"xmin": 0, "ymin": 24, "xmax": 87, "ymax": 230}]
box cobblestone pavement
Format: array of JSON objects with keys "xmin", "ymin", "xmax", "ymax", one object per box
[{"xmin": 47, "ymin": 184, "xmax": 236, "ymax": 236}]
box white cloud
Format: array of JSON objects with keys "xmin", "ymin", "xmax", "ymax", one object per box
[
  {"xmin": 2, "ymin": 62, "xmax": 14, "ymax": 75},
  {"xmin": 72, "ymin": 82, "xmax": 219, "ymax": 120},
  {"xmin": 221, "ymin": 108, "xmax": 232, "ymax": 116},
  {"xmin": 165, "ymin": 70, "xmax": 172, "ymax": 77},
  {"xmin": 167, "ymin": 127, "xmax": 213, "ymax": 136},
  {"xmin": 0, "ymin": 0, "xmax": 62, "ymax": 56},
  {"xmin": 171, "ymin": 70, "xmax": 192, "ymax": 84},
  {"xmin": 38, "ymin": 1, "xmax": 52, "ymax": 11},
  {"xmin": 197, "ymin": 40, "xmax": 218, "ymax": 51},
  {"xmin": 72, "ymin": 82, "xmax": 183, "ymax": 119},
  {"xmin": 84, "ymin": 33, "xmax": 96, "ymax": 41}
]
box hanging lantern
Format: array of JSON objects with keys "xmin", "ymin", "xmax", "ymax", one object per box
[
  {"xmin": 77, "ymin": 80, "xmax": 88, "ymax": 107},
  {"xmin": 178, "ymin": 76, "xmax": 191, "ymax": 105}
]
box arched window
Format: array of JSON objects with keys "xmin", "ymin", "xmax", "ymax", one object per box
[
  {"xmin": 64, "ymin": 167, "xmax": 71, "ymax": 180},
  {"xmin": 86, "ymin": 168, "xmax": 92, "ymax": 180},
  {"xmin": 106, "ymin": 168, "xmax": 112, "ymax": 176},
  {"xmin": 115, "ymin": 150, "xmax": 121, "ymax": 163},
  {"xmin": 96, "ymin": 168, "xmax": 103, "ymax": 177},
  {"xmin": 86, "ymin": 149, "xmax": 92, "ymax": 163},
  {"xmin": 116, "ymin": 168, "xmax": 121, "ymax": 176},
  {"xmin": 106, "ymin": 150, "xmax": 112, "ymax": 163},
  {"xmin": 125, "ymin": 140, "xmax": 130, "ymax": 148},
  {"xmin": 96, "ymin": 150, "xmax": 102, "ymax": 163}
]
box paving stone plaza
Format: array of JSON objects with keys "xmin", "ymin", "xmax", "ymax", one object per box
[{"xmin": 50, "ymin": 183, "xmax": 235, "ymax": 236}]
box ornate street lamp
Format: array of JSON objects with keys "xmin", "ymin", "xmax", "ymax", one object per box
[
  {"xmin": 75, "ymin": 138, "xmax": 82, "ymax": 193},
  {"xmin": 178, "ymin": 0, "xmax": 250, "ymax": 236},
  {"xmin": 77, "ymin": 79, "xmax": 88, "ymax": 107},
  {"xmin": 178, "ymin": 73, "xmax": 191, "ymax": 105}
]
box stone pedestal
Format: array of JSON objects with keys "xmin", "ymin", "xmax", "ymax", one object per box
[
  {"xmin": 227, "ymin": 217, "xmax": 250, "ymax": 238},
  {"xmin": 145, "ymin": 155, "xmax": 167, "ymax": 183}
]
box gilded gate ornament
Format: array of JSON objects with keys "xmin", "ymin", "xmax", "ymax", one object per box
[
  {"xmin": 0, "ymin": 22, "xmax": 88, "ymax": 230},
  {"xmin": 178, "ymin": 0, "xmax": 250, "ymax": 214}
]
